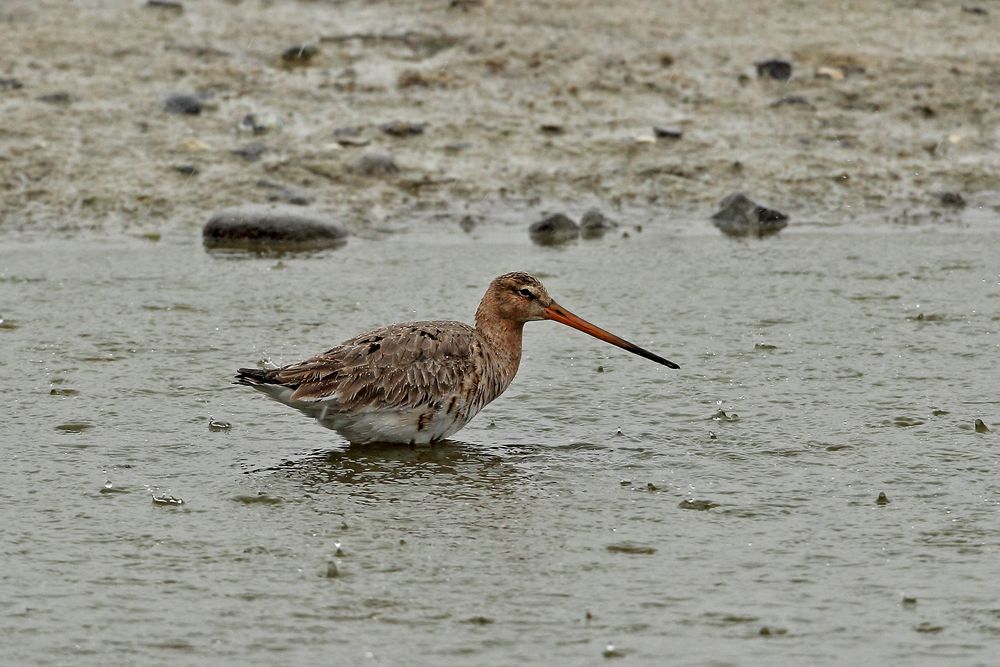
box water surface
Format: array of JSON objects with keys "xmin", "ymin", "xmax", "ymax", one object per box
[{"xmin": 2, "ymin": 213, "xmax": 999, "ymax": 664}]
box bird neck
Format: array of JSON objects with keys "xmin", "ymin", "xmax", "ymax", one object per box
[{"xmin": 474, "ymin": 310, "xmax": 525, "ymax": 367}]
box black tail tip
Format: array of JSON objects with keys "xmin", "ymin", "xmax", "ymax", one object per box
[{"xmin": 235, "ymin": 367, "xmax": 269, "ymax": 386}]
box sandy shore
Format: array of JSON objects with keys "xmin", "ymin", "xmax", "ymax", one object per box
[{"xmin": 1, "ymin": 0, "xmax": 997, "ymax": 234}]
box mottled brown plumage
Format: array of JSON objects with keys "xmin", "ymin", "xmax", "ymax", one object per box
[{"xmin": 237, "ymin": 272, "xmax": 678, "ymax": 444}]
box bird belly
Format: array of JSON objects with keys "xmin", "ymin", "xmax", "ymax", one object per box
[{"xmin": 318, "ymin": 405, "xmax": 473, "ymax": 445}]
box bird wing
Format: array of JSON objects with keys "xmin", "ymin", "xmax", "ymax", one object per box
[{"xmin": 265, "ymin": 321, "xmax": 482, "ymax": 411}]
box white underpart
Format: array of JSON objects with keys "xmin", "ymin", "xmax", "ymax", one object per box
[{"xmin": 248, "ymin": 384, "xmax": 472, "ymax": 444}]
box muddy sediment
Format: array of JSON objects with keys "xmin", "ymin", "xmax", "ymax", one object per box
[{"xmin": 1, "ymin": 0, "xmax": 997, "ymax": 234}]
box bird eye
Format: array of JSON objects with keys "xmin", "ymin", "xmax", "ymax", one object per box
[{"xmin": 518, "ymin": 288, "xmax": 534, "ymax": 298}]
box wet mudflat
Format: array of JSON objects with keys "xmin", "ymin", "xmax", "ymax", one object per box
[{"xmin": 2, "ymin": 210, "xmax": 999, "ymax": 664}]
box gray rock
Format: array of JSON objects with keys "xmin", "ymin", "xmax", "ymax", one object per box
[
  {"xmin": 164, "ymin": 93, "xmax": 203, "ymax": 115},
  {"xmin": 711, "ymin": 193, "xmax": 788, "ymax": 237},
  {"xmin": 529, "ymin": 213, "xmax": 579, "ymax": 244},
  {"xmin": 379, "ymin": 120, "xmax": 426, "ymax": 137},
  {"xmin": 145, "ymin": 0, "xmax": 183, "ymax": 9},
  {"xmin": 755, "ymin": 59, "xmax": 792, "ymax": 81},
  {"xmin": 579, "ymin": 208, "xmax": 618, "ymax": 238},
  {"xmin": 932, "ymin": 191, "xmax": 966, "ymax": 208},
  {"xmin": 653, "ymin": 126, "xmax": 683, "ymax": 140},
  {"xmin": 203, "ymin": 205, "xmax": 348, "ymax": 251},
  {"xmin": 350, "ymin": 152, "xmax": 399, "ymax": 177},
  {"xmin": 282, "ymin": 44, "xmax": 320, "ymax": 64},
  {"xmin": 231, "ymin": 142, "xmax": 266, "ymax": 162}
]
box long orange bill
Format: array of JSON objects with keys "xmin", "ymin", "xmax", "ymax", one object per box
[{"xmin": 544, "ymin": 302, "xmax": 680, "ymax": 369}]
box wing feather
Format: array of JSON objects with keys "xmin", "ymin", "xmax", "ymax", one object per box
[{"xmin": 266, "ymin": 321, "xmax": 480, "ymax": 411}]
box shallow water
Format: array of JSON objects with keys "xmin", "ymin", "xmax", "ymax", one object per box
[{"xmin": 2, "ymin": 212, "xmax": 1000, "ymax": 665}]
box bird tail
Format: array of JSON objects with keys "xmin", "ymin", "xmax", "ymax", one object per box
[{"xmin": 235, "ymin": 367, "xmax": 275, "ymax": 386}]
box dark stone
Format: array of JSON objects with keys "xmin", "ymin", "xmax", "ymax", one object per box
[
  {"xmin": 711, "ymin": 192, "xmax": 788, "ymax": 237},
  {"xmin": 653, "ymin": 126, "xmax": 683, "ymax": 140},
  {"xmin": 933, "ymin": 191, "xmax": 966, "ymax": 208},
  {"xmin": 458, "ymin": 215, "xmax": 477, "ymax": 232},
  {"xmin": 231, "ymin": 142, "xmax": 266, "ymax": 162},
  {"xmin": 37, "ymin": 92, "xmax": 72, "ymax": 105},
  {"xmin": 203, "ymin": 205, "xmax": 348, "ymax": 251},
  {"xmin": 579, "ymin": 208, "xmax": 617, "ymax": 238},
  {"xmin": 770, "ymin": 95, "xmax": 815, "ymax": 110},
  {"xmin": 0, "ymin": 78, "xmax": 24, "ymax": 91},
  {"xmin": 539, "ymin": 123, "xmax": 564, "ymax": 134},
  {"xmin": 164, "ymin": 93, "xmax": 203, "ymax": 115},
  {"xmin": 379, "ymin": 120, "xmax": 426, "ymax": 137},
  {"xmin": 282, "ymin": 44, "xmax": 319, "ymax": 64},
  {"xmin": 350, "ymin": 152, "xmax": 399, "ymax": 176},
  {"xmin": 528, "ymin": 213, "xmax": 579, "ymax": 244},
  {"xmin": 755, "ymin": 59, "xmax": 792, "ymax": 81},
  {"xmin": 238, "ymin": 113, "xmax": 272, "ymax": 135},
  {"xmin": 145, "ymin": 0, "xmax": 183, "ymax": 9}
]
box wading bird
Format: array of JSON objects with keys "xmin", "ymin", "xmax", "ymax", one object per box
[{"xmin": 237, "ymin": 272, "xmax": 678, "ymax": 444}]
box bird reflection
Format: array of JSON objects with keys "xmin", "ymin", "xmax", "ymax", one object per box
[{"xmin": 249, "ymin": 439, "xmax": 521, "ymax": 497}]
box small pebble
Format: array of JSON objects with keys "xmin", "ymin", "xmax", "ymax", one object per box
[
  {"xmin": 902, "ymin": 596, "xmax": 918, "ymax": 607},
  {"xmin": 38, "ymin": 92, "xmax": 72, "ymax": 105},
  {"xmin": 815, "ymin": 66, "xmax": 845, "ymax": 80},
  {"xmin": 602, "ymin": 643, "xmax": 626, "ymax": 658},
  {"xmin": 755, "ymin": 59, "xmax": 792, "ymax": 80},
  {"xmin": 231, "ymin": 142, "xmax": 266, "ymax": 162},
  {"xmin": 974, "ymin": 419, "xmax": 991, "ymax": 433},
  {"xmin": 146, "ymin": 0, "xmax": 183, "ymax": 9},
  {"xmin": 653, "ymin": 126, "xmax": 683, "ymax": 140},
  {"xmin": 539, "ymin": 122, "xmax": 564, "ymax": 134},
  {"xmin": 933, "ymin": 191, "xmax": 966, "ymax": 208},
  {"xmin": 208, "ymin": 418, "xmax": 232, "ymax": 432},
  {"xmin": 606, "ymin": 542, "xmax": 656, "ymax": 555},
  {"xmin": 164, "ymin": 93, "xmax": 203, "ymax": 115},
  {"xmin": 679, "ymin": 499, "xmax": 718, "ymax": 511},
  {"xmin": 876, "ymin": 492, "xmax": 890, "ymax": 505},
  {"xmin": 282, "ymin": 44, "xmax": 319, "ymax": 64},
  {"xmin": 379, "ymin": 120, "xmax": 426, "ymax": 137},
  {"xmin": 151, "ymin": 493, "xmax": 184, "ymax": 505},
  {"xmin": 350, "ymin": 152, "xmax": 399, "ymax": 177},
  {"xmin": 238, "ymin": 112, "xmax": 280, "ymax": 135}
]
